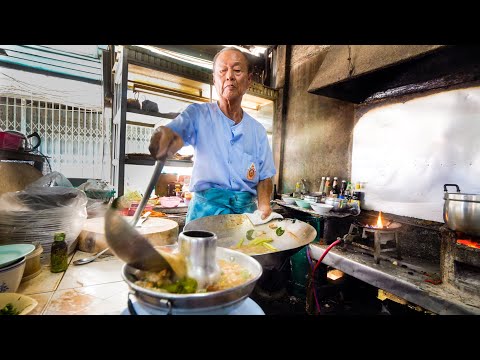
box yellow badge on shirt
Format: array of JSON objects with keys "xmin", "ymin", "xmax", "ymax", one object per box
[{"xmin": 247, "ymin": 163, "xmax": 256, "ymax": 180}]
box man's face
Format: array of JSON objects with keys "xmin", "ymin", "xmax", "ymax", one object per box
[{"xmin": 213, "ymin": 50, "xmax": 252, "ymax": 102}]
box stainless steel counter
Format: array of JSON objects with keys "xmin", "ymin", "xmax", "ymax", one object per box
[{"xmin": 309, "ymin": 243, "xmax": 480, "ymax": 315}]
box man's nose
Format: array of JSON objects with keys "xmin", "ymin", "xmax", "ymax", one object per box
[{"xmin": 226, "ymin": 68, "xmax": 235, "ymax": 80}]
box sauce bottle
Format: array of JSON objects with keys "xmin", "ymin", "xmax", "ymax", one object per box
[
  {"xmin": 319, "ymin": 176, "xmax": 326, "ymax": 194},
  {"xmin": 50, "ymin": 232, "xmax": 68, "ymax": 273}
]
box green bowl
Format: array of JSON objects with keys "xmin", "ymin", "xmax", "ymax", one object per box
[{"xmin": 294, "ymin": 199, "xmax": 311, "ymax": 209}]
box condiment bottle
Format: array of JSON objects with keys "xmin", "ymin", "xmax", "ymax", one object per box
[
  {"xmin": 324, "ymin": 177, "xmax": 331, "ymax": 197},
  {"xmin": 50, "ymin": 232, "xmax": 68, "ymax": 273},
  {"xmin": 319, "ymin": 176, "xmax": 326, "ymax": 194},
  {"xmin": 294, "ymin": 182, "xmax": 302, "ymax": 198}
]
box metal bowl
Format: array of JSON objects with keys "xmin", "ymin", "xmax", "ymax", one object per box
[{"xmin": 122, "ymin": 246, "xmax": 263, "ymax": 314}]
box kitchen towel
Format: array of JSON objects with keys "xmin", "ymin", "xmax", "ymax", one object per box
[{"xmin": 245, "ymin": 210, "xmax": 283, "ymax": 226}]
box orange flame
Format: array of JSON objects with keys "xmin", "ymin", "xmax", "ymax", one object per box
[
  {"xmin": 376, "ymin": 211, "xmax": 383, "ymax": 228},
  {"xmin": 457, "ymin": 239, "xmax": 480, "ymax": 249}
]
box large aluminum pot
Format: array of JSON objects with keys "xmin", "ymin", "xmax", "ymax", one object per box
[
  {"xmin": 122, "ymin": 246, "xmax": 262, "ymax": 315},
  {"xmin": 443, "ymin": 184, "xmax": 480, "ymax": 236}
]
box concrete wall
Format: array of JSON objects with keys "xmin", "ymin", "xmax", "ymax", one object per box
[{"xmin": 276, "ymin": 45, "xmax": 354, "ymax": 194}]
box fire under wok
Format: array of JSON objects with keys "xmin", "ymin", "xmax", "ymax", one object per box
[{"xmin": 184, "ymin": 214, "xmax": 317, "ymax": 271}]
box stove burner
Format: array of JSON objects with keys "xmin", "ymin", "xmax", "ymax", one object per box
[{"xmin": 343, "ymin": 222, "xmax": 402, "ymax": 264}]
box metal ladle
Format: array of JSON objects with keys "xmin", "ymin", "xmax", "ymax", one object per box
[{"xmin": 103, "ymin": 160, "xmax": 179, "ymax": 272}]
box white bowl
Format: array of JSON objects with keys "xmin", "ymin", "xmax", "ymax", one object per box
[
  {"xmin": 0, "ymin": 256, "xmax": 26, "ymax": 293},
  {"xmin": 0, "ymin": 293, "xmax": 38, "ymax": 315},
  {"xmin": 310, "ymin": 203, "xmax": 333, "ymax": 215},
  {"xmin": 281, "ymin": 196, "xmax": 296, "ymax": 205}
]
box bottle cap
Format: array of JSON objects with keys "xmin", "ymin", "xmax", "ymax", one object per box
[{"xmin": 54, "ymin": 232, "xmax": 66, "ymax": 242}]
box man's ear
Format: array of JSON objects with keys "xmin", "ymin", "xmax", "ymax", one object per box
[{"xmin": 247, "ymin": 72, "xmax": 253, "ymax": 85}]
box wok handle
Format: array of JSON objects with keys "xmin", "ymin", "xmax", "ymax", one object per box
[{"xmin": 444, "ymin": 184, "xmax": 461, "ymax": 193}]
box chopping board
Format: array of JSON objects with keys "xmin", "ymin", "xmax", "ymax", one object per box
[{"xmin": 77, "ymin": 216, "xmax": 179, "ymax": 253}]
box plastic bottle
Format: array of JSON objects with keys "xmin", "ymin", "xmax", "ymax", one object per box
[
  {"xmin": 331, "ymin": 177, "xmax": 339, "ymax": 197},
  {"xmin": 293, "ymin": 182, "xmax": 302, "ymax": 198},
  {"xmin": 340, "ymin": 180, "xmax": 347, "ymax": 196},
  {"xmin": 50, "ymin": 232, "xmax": 68, "ymax": 273},
  {"xmin": 324, "ymin": 177, "xmax": 331, "ymax": 197},
  {"xmin": 319, "ymin": 176, "xmax": 326, "ymax": 194}
]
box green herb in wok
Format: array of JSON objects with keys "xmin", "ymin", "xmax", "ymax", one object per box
[
  {"xmin": 276, "ymin": 227, "xmax": 285, "ymax": 236},
  {"xmin": 0, "ymin": 303, "xmax": 20, "ymax": 315},
  {"xmin": 246, "ymin": 229, "xmax": 255, "ymax": 240}
]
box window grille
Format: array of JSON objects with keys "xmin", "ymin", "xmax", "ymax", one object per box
[{"xmin": 0, "ymin": 95, "xmax": 110, "ymax": 180}]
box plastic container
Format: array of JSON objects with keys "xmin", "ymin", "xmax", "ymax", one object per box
[
  {"xmin": 22, "ymin": 243, "xmax": 43, "ymax": 282},
  {"xmin": 0, "ymin": 132, "xmax": 23, "ymax": 151}
]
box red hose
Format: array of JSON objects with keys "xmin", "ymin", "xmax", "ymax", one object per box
[
  {"xmin": 307, "ymin": 238, "xmax": 342, "ymax": 314},
  {"xmin": 313, "ymin": 238, "xmax": 342, "ymax": 275}
]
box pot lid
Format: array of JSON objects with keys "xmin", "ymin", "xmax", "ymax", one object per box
[{"xmin": 444, "ymin": 192, "xmax": 480, "ymax": 202}]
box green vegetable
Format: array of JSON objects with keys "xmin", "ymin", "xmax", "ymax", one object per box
[
  {"xmin": 263, "ymin": 242, "xmax": 278, "ymax": 251},
  {"xmin": 162, "ymin": 277, "xmax": 198, "ymax": 294},
  {"xmin": 249, "ymin": 237, "xmax": 273, "ymax": 246},
  {"xmin": 236, "ymin": 238, "xmax": 245, "ymax": 248},
  {"xmin": 0, "ymin": 303, "xmax": 20, "ymax": 315},
  {"xmin": 276, "ymin": 227, "xmax": 285, "ymax": 236},
  {"xmin": 246, "ymin": 229, "xmax": 255, "ymax": 240}
]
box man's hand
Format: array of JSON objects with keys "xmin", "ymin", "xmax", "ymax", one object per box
[
  {"xmin": 257, "ymin": 204, "xmax": 272, "ymax": 220},
  {"xmin": 149, "ymin": 126, "xmax": 184, "ymax": 161}
]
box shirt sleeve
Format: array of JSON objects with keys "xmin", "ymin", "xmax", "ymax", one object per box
[
  {"xmin": 257, "ymin": 126, "xmax": 276, "ymax": 181},
  {"xmin": 164, "ymin": 104, "xmax": 199, "ymax": 147}
]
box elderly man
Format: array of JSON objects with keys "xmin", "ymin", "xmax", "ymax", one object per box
[{"xmin": 149, "ymin": 47, "xmax": 276, "ymax": 223}]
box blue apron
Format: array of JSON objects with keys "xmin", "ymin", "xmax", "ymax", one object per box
[{"xmin": 185, "ymin": 188, "xmax": 257, "ymax": 224}]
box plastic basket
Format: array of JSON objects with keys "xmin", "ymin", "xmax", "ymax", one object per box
[{"xmin": 0, "ymin": 132, "xmax": 23, "ymax": 151}]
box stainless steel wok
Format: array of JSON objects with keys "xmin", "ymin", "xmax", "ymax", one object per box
[{"xmin": 184, "ymin": 214, "xmax": 317, "ymax": 270}]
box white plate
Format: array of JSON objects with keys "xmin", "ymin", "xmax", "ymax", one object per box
[{"xmin": 0, "ymin": 244, "xmax": 35, "ymax": 269}]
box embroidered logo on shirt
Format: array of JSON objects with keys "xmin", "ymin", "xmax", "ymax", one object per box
[{"xmin": 247, "ymin": 163, "xmax": 256, "ymax": 180}]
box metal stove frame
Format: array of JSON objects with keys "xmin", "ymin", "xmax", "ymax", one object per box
[{"xmin": 343, "ymin": 223, "xmax": 402, "ymax": 264}]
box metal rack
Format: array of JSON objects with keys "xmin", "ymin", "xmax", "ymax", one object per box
[{"xmin": 110, "ymin": 45, "xmax": 278, "ymax": 197}]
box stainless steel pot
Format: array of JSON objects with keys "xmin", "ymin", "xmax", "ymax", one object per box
[
  {"xmin": 122, "ymin": 246, "xmax": 262, "ymax": 315},
  {"xmin": 443, "ymin": 184, "xmax": 480, "ymax": 236}
]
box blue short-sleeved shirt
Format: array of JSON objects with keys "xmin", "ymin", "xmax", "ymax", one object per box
[{"xmin": 165, "ymin": 102, "xmax": 276, "ymax": 196}]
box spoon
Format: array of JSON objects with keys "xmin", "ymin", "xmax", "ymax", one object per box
[{"xmin": 73, "ymin": 247, "xmax": 111, "ymax": 266}]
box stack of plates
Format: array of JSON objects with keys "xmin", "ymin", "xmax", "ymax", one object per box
[{"xmin": 0, "ymin": 206, "xmax": 87, "ymax": 260}]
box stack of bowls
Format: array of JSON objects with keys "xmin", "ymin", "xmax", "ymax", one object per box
[
  {"xmin": 303, "ymin": 194, "xmax": 320, "ymax": 204},
  {"xmin": 310, "ymin": 203, "xmax": 333, "ymax": 215},
  {"xmin": 294, "ymin": 199, "xmax": 311, "ymax": 209},
  {"xmin": 0, "ymin": 244, "xmax": 35, "ymax": 293},
  {"xmin": 281, "ymin": 195, "xmax": 296, "ymax": 205}
]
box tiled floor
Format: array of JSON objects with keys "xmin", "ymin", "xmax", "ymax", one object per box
[{"xmin": 18, "ymin": 250, "xmax": 129, "ymax": 315}]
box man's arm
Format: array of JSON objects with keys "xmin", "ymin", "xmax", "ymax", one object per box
[{"xmin": 257, "ymin": 177, "xmax": 273, "ymax": 219}]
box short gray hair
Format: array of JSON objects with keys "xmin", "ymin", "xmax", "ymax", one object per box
[{"xmin": 213, "ymin": 47, "xmax": 253, "ymax": 74}]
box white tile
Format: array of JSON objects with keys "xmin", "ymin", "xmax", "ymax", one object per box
[
  {"xmin": 57, "ymin": 257, "xmax": 124, "ymax": 290},
  {"xmin": 17, "ymin": 266, "xmax": 64, "ymax": 295},
  {"xmin": 44, "ymin": 282, "xmax": 130, "ymax": 315}
]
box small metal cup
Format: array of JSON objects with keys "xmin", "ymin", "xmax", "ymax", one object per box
[{"xmin": 178, "ymin": 230, "xmax": 220, "ymax": 289}]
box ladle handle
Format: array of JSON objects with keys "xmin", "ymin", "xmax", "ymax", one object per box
[{"xmin": 131, "ymin": 160, "xmax": 165, "ymax": 226}]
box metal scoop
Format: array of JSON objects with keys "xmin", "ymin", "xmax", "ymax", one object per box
[{"xmin": 104, "ymin": 160, "xmax": 178, "ymax": 273}]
